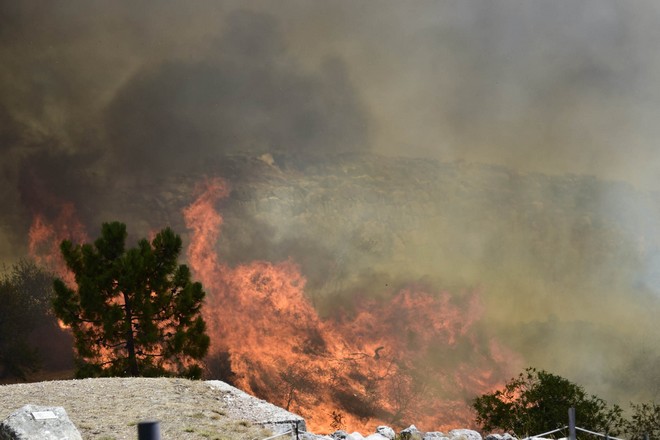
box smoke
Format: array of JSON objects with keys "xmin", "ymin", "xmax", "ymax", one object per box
[
  {"xmin": 0, "ymin": 1, "xmax": 369, "ymax": 245},
  {"xmin": 105, "ymin": 9, "xmax": 368, "ymax": 177},
  {"xmin": 2, "ymin": 0, "xmax": 660, "ymax": 426},
  {"xmin": 3, "ymin": 1, "xmax": 660, "ymax": 181},
  {"xmin": 319, "ymin": 0, "xmax": 660, "ymax": 188}
]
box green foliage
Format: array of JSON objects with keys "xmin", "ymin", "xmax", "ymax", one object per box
[
  {"xmin": 53, "ymin": 222, "xmax": 210, "ymax": 378},
  {"xmin": 624, "ymin": 402, "xmax": 660, "ymax": 440},
  {"xmin": 472, "ymin": 367, "xmax": 624, "ymax": 437},
  {"xmin": 0, "ymin": 260, "xmax": 60, "ymax": 379}
]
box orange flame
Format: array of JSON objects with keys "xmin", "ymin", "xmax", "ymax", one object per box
[
  {"xmin": 28, "ymin": 202, "xmax": 87, "ymax": 285},
  {"xmin": 27, "ymin": 203, "xmax": 87, "ymax": 331},
  {"xmin": 184, "ymin": 178, "xmax": 522, "ymax": 434}
]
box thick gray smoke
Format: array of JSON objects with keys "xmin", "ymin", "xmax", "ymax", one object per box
[
  {"xmin": 320, "ymin": 0, "xmax": 660, "ymax": 188},
  {"xmin": 0, "ymin": 1, "xmax": 369, "ymax": 254},
  {"xmin": 1, "ymin": 0, "xmax": 660, "ymax": 416},
  {"xmin": 106, "ymin": 10, "xmax": 368, "ymax": 176}
]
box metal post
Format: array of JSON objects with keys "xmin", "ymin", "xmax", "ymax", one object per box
[
  {"xmin": 568, "ymin": 407, "xmax": 576, "ymax": 440},
  {"xmin": 138, "ymin": 420, "xmax": 161, "ymax": 440}
]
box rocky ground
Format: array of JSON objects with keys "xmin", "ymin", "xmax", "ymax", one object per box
[
  {"xmin": 0, "ymin": 376, "xmax": 507, "ymax": 440},
  {"xmin": 0, "ymin": 377, "xmax": 495, "ymax": 440},
  {"xmin": 0, "ymin": 377, "xmax": 295, "ymax": 440}
]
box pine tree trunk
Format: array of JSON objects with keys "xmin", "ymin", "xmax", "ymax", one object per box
[{"xmin": 123, "ymin": 292, "xmax": 139, "ymax": 376}]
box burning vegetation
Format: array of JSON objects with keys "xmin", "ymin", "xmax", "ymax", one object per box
[
  {"xmin": 183, "ymin": 177, "xmax": 516, "ymax": 432},
  {"xmin": 19, "ymin": 151, "xmax": 660, "ymax": 433},
  {"xmin": 16, "ymin": 148, "xmax": 660, "ymax": 434},
  {"xmin": 24, "ymin": 174, "xmax": 519, "ymax": 433}
]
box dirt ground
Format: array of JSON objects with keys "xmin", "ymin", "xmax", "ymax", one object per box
[{"xmin": 0, "ymin": 377, "xmax": 276, "ymax": 440}]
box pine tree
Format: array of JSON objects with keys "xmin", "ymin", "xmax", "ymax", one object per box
[{"xmin": 53, "ymin": 222, "xmax": 210, "ymax": 378}]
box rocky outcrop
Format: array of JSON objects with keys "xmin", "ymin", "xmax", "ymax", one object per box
[
  {"xmin": 400, "ymin": 425, "xmax": 424, "ymax": 440},
  {"xmin": 303, "ymin": 425, "xmax": 489, "ymax": 440},
  {"xmin": 206, "ymin": 380, "xmax": 305, "ymax": 434},
  {"xmin": 0, "ymin": 404, "xmax": 81, "ymax": 440},
  {"xmin": 450, "ymin": 429, "xmax": 484, "ymax": 440},
  {"xmin": 376, "ymin": 426, "xmax": 396, "ymax": 439},
  {"xmin": 424, "ymin": 433, "xmax": 450, "ymax": 440},
  {"xmin": 485, "ymin": 434, "xmax": 516, "ymax": 440}
]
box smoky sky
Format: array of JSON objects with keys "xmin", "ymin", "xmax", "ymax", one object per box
[
  {"xmin": 0, "ymin": 1, "xmax": 371, "ymax": 253},
  {"xmin": 2, "ymin": 0, "xmax": 660, "ymax": 412},
  {"xmin": 106, "ymin": 10, "xmax": 368, "ymax": 176},
  {"xmin": 283, "ymin": 0, "xmax": 660, "ymax": 189},
  {"xmin": 3, "ymin": 1, "xmax": 660, "ymax": 185}
]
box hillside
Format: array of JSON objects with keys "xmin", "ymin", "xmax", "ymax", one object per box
[{"xmin": 22, "ymin": 153, "xmax": 660, "ymax": 430}]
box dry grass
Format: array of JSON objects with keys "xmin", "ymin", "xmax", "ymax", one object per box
[{"xmin": 0, "ymin": 377, "xmax": 273, "ymax": 440}]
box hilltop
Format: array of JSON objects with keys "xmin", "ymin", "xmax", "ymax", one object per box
[{"xmin": 0, "ymin": 377, "xmax": 299, "ymax": 440}]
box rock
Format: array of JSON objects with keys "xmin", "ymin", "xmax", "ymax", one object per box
[
  {"xmin": 365, "ymin": 434, "xmax": 390, "ymax": 440},
  {"xmin": 206, "ymin": 380, "xmax": 306, "ymax": 433},
  {"xmin": 0, "ymin": 404, "xmax": 82, "ymax": 440},
  {"xmin": 350, "ymin": 433, "xmax": 365, "ymax": 440},
  {"xmin": 376, "ymin": 426, "xmax": 396, "ymax": 440},
  {"xmin": 400, "ymin": 425, "xmax": 423, "ymax": 440},
  {"xmin": 449, "ymin": 429, "xmax": 483, "ymax": 440},
  {"xmin": 300, "ymin": 433, "xmax": 333, "ymax": 440},
  {"xmin": 485, "ymin": 434, "xmax": 516, "ymax": 440},
  {"xmin": 332, "ymin": 430, "xmax": 359, "ymax": 440},
  {"xmin": 424, "ymin": 432, "xmax": 450, "ymax": 440}
]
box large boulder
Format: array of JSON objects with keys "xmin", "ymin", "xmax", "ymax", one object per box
[
  {"xmin": 376, "ymin": 426, "xmax": 396, "ymax": 440},
  {"xmin": 400, "ymin": 425, "xmax": 423, "ymax": 440},
  {"xmin": 300, "ymin": 433, "xmax": 333, "ymax": 440},
  {"xmin": 485, "ymin": 434, "xmax": 516, "ymax": 440},
  {"xmin": 365, "ymin": 434, "xmax": 390, "ymax": 440},
  {"xmin": 0, "ymin": 405, "xmax": 82, "ymax": 440},
  {"xmin": 424, "ymin": 432, "xmax": 450, "ymax": 440},
  {"xmin": 331, "ymin": 430, "xmax": 361, "ymax": 440},
  {"xmin": 449, "ymin": 429, "xmax": 483, "ymax": 440}
]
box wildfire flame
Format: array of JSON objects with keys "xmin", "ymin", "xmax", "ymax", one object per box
[
  {"xmin": 28, "ymin": 202, "xmax": 87, "ymax": 286},
  {"xmin": 184, "ymin": 178, "xmax": 521, "ymax": 433}
]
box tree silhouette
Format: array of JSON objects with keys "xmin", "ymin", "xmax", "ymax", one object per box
[
  {"xmin": 625, "ymin": 402, "xmax": 660, "ymax": 440},
  {"xmin": 472, "ymin": 367, "xmax": 624, "ymax": 437},
  {"xmin": 53, "ymin": 222, "xmax": 209, "ymax": 378},
  {"xmin": 0, "ymin": 260, "xmax": 70, "ymax": 380}
]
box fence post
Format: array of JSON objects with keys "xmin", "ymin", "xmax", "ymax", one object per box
[
  {"xmin": 568, "ymin": 407, "xmax": 576, "ymax": 440},
  {"xmin": 137, "ymin": 420, "xmax": 161, "ymax": 440}
]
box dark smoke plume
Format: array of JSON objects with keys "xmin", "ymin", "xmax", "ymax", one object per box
[{"xmin": 105, "ymin": 10, "xmax": 368, "ymax": 177}]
